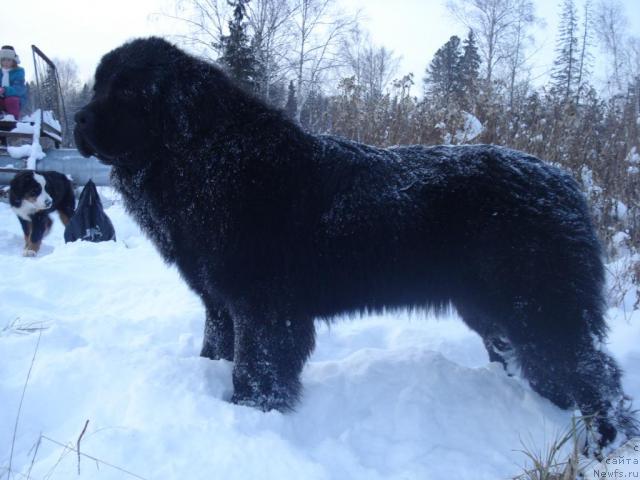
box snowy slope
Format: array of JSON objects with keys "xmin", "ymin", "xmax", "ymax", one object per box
[{"xmin": 0, "ymin": 196, "xmax": 638, "ymax": 479}]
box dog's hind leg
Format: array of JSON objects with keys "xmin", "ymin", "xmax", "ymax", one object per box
[
  {"xmin": 58, "ymin": 187, "xmax": 76, "ymax": 225},
  {"xmin": 456, "ymin": 306, "xmax": 518, "ymax": 375},
  {"xmin": 509, "ymin": 303, "xmax": 638, "ymax": 455},
  {"xmin": 482, "ymin": 335, "xmax": 518, "ymax": 375},
  {"xmin": 568, "ymin": 340, "xmax": 638, "ymax": 455},
  {"xmin": 58, "ymin": 210, "xmax": 72, "ymax": 226},
  {"xmin": 201, "ymin": 304, "xmax": 235, "ymax": 361}
]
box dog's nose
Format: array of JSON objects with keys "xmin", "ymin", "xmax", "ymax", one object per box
[
  {"xmin": 45, "ymin": 198, "xmax": 52, "ymax": 208},
  {"xmin": 74, "ymin": 108, "xmax": 94, "ymax": 130}
]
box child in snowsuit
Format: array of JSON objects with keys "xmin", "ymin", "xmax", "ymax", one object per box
[{"xmin": 0, "ymin": 45, "xmax": 27, "ymax": 120}]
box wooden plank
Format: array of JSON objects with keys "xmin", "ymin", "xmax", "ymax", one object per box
[
  {"xmin": 0, "ymin": 167, "xmax": 29, "ymax": 174},
  {"xmin": 0, "ymin": 124, "xmax": 62, "ymax": 145},
  {"xmin": 42, "ymin": 122, "xmax": 62, "ymax": 137},
  {"xmin": 0, "ymin": 131, "xmax": 33, "ymax": 139},
  {"xmin": 42, "ymin": 121, "xmax": 62, "ymax": 145},
  {"xmin": 0, "ymin": 120, "xmax": 18, "ymax": 131},
  {"xmin": 0, "ymin": 115, "xmax": 63, "ymax": 147}
]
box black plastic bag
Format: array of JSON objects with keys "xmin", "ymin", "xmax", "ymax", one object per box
[{"xmin": 64, "ymin": 180, "xmax": 116, "ymax": 243}]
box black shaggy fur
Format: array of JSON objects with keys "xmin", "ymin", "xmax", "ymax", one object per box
[
  {"xmin": 9, "ymin": 170, "xmax": 75, "ymax": 256},
  {"xmin": 74, "ymin": 37, "xmax": 637, "ymax": 452}
]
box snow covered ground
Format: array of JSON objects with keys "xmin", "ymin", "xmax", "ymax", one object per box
[{"xmin": 0, "ymin": 193, "xmax": 638, "ymax": 479}]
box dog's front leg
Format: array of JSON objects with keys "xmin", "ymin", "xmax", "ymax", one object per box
[
  {"xmin": 200, "ymin": 304, "xmax": 235, "ymax": 361},
  {"xmin": 23, "ymin": 213, "xmax": 53, "ymax": 257},
  {"xmin": 24, "ymin": 214, "xmax": 51, "ymax": 257},
  {"xmin": 18, "ymin": 218, "xmax": 32, "ymax": 253},
  {"xmin": 230, "ymin": 304, "xmax": 316, "ymax": 412}
]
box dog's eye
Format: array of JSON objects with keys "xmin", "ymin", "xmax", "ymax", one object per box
[
  {"xmin": 117, "ymin": 88, "xmax": 136, "ymax": 100},
  {"xmin": 30, "ymin": 189, "xmax": 40, "ymax": 196}
]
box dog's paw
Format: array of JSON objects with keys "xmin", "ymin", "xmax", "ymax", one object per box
[
  {"xmin": 22, "ymin": 249, "xmax": 37, "ymax": 257},
  {"xmin": 230, "ymin": 392, "xmax": 293, "ymax": 413}
]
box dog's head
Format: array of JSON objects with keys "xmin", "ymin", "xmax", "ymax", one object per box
[
  {"xmin": 74, "ymin": 37, "xmax": 233, "ymax": 168},
  {"xmin": 9, "ymin": 171, "xmax": 53, "ymax": 220}
]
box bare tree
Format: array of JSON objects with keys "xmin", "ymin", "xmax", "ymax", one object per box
[
  {"xmin": 594, "ymin": 0, "xmax": 628, "ymax": 95},
  {"xmin": 155, "ymin": 0, "xmax": 232, "ymax": 60},
  {"xmin": 339, "ymin": 25, "xmax": 367, "ymax": 86},
  {"xmin": 53, "ymin": 58, "xmax": 81, "ymax": 101},
  {"xmin": 51, "ymin": 58, "xmax": 83, "ymax": 146},
  {"xmin": 362, "ymin": 46, "xmax": 399, "ymax": 100},
  {"xmin": 334, "ymin": 27, "xmax": 399, "ymax": 144},
  {"xmin": 246, "ymin": 0, "xmax": 298, "ymax": 102},
  {"xmin": 628, "ymin": 36, "xmax": 640, "ymax": 79},
  {"xmin": 289, "ymin": 0, "xmax": 359, "ymax": 116},
  {"xmin": 502, "ymin": 0, "xmax": 537, "ymax": 110},
  {"xmin": 158, "ymin": 0, "xmax": 295, "ymax": 103},
  {"xmin": 159, "ymin": 0, "xmax": 358, "ymax": 110},
  {"xmin": 446, "ymin": 0, "xmax": 537, "ymax": 91},
  {"xmin": 339, "ymin": 26, "xmax": 399, "ymax": 100}
]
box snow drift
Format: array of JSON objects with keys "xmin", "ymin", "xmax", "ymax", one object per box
[{"xmin": 0, "ymin": 197, "xmax": 638, "ymax": 479}]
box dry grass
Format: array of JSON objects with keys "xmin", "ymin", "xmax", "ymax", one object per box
[
  {"xmin": 512, "ymin": 416, "xmax": 590, "ymax": 480},
  {"xmin": 1, "ymin": 327, "xmax": 147, "ymax": 480}
]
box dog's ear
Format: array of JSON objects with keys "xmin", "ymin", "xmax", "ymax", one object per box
[
  {"xmin": 8, "ymin": 173, "xmax": 28, "ymax": 207},
  {"xmin": 9, "ymin": 178, "xmax": 24, "ymax": 208},
  {"xmin": 8, "ymin": 186, "xmax": 22, "ymax": 207}
]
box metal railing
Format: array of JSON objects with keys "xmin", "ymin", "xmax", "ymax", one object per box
[{"xmin": 31, "ymin": 44, "xmax": 67, "ymax": 141}]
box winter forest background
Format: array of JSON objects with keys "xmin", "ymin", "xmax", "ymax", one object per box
[{"xmin": 30, "ymin": 0, "xmax": 640, "ymax": 294}]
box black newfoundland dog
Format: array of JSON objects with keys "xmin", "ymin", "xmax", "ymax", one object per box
[{"xmin": 74, "ymin": 37, "xmax": 637, "ymax": 452}]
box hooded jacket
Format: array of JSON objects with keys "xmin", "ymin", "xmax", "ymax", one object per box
[{"xmin": 1, "ymin": 66, "xmax": 27, "ymax": 108}]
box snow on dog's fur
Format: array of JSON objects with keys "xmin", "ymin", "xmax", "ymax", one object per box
[{"xmin": 74, "ymin": 37, "xmax": 637, "ymax": 455}]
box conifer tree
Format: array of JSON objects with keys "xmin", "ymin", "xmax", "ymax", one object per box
[
  {"xmin": 459, "ymin": 30, "xmax": 481, "ymax": 111},
  {"xmin": 249, "ymin": 29, "xmax": 268, "ymax": 97},
  {"xmin": 218, "ymin": 0, "xmax": 260, "ymax": 92},
  {"xmin": 575, "ymin": 0, "xmax": 594, "ymax": 103},
  {"xmin": 550, "ymin": 0, "xmax": 580, "ymax": 102},
  {"xmin": 424, "ymin": 35, "xmax": 463, "ymax": 110},
  {"xmin": 285, "ymin": 80, "xmax": 297, "ymax": 119}
]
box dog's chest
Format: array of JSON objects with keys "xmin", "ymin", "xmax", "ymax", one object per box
[
  {"xmin": 12, "ymin": 202, "xmax": 39, "ymax": 221},
  {"xmin": 113, "ymin": 171, "xmax": 177, "ymax": 261}
]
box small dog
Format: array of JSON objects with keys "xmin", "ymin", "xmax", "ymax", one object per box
[{"xmin": 9, "ymin": 170, "xmax": 75, "ymax": 256}]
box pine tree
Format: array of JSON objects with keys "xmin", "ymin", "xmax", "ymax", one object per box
[
  {"xmin": 550, "ymin": 0, "xmax": 580, "ymax": 102},
  {"xmin": 424, "ymin": 35, "xmax": 463, "ymax": 110},
  {"xmin": 218, "ymin": 0, "xmax": 260, "ymax": 92},
  {"xmin": 459, "ymin": 30, "xmax": 481, "ymax": 112},
  {"xmin": 250, "ymin": 29, "xmax": 268, "ymax": 98},
  {"xmin": 285, "ymin": 80, "xmax": 297, "ymax": 119},
  {"xmin": 300, "ymin": 89, "xmax": 330, "ymax": 134},
  {"xmin": 575, "ymin": 0, "xmax": 594, "ymax": 103}
]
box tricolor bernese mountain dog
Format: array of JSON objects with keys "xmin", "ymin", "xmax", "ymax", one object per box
[{"xmin": 9, "ymin": 170, "xmax": 75, "ymax": 256}]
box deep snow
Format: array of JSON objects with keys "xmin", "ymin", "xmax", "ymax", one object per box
[{"xmin": 0, "ymin": 194, "xmax": 638, "ymax": 479}]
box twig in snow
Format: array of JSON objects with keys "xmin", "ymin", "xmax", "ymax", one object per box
[
  {"xmin": 40, "ymin": 436, "xmax": 148, "ymax": 480},
  {"xmin": 76, "ymin": 420, "xmax": 90, "ymax": 475},
  {"xmin": 7, "ymin": 330, "xmax": 42, "ymax": 479},
  {"xmin": 25, "ymin": 435, "xmax": 42, "ymax": 480},
  {"xmin": 41, "ymin": 438, "xmax": 75, "ymax": 480},
  {"xmin": 1, "ymin": 318, "xmax": 47, "ymax": 337}
]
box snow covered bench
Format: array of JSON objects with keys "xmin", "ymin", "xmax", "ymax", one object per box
[{"xmin": 0, "ymin": 110, "xmax": 63, "ymax": 149}]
